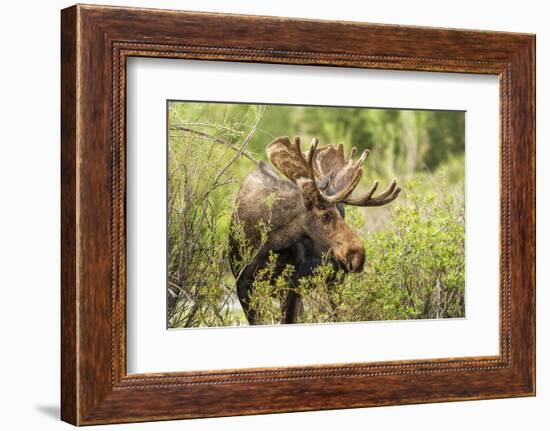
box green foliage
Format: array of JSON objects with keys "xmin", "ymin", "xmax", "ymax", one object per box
[
  {"xmin": 167, "ymin": 101, "xmax": 465, "ymax": 328},
  {"xmin": 358, "ymin": 180, "xmax": 465, "ymax": 320},
  {"xmin": 247, "ymin": 252, "xmax": 295, "ymax": 325}
]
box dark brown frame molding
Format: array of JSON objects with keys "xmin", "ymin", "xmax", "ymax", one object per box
[{"xmin": 61, "ymin": 4, "xmax": 535, "ymax": 425}]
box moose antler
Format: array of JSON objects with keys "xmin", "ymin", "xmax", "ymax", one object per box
[
  {"xmin": 309, "ymin": 141, "xmax": 401, "ymax": 207},
  {"xmin": 267, "ymin": 136, "xmax": 360, "ymax": 204},
  {"xmin": 266, "ymin": 136, "xmax": 400, "ymax": 207}
]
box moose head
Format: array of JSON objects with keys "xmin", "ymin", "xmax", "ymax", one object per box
[{"xmin": 266, "ymin": 136, "xmax": 401, "ymax": 273}]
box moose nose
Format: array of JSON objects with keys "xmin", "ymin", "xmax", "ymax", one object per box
[{"xmin": 345, "ymin": 248, "xmax": 365, "ymax": 273}]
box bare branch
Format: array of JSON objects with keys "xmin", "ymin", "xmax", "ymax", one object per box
[{"xmin": 169, "ymin": 126, "xmax": 258, "ymax": 163}]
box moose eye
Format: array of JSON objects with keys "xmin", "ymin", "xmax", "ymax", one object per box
[{"xmin": 321, "ymin": 213, "xmax": 332, "ymax": 224}]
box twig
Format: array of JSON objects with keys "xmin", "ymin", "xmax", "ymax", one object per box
[
  {"xmin": 170, "ymin": 126, "xmax": 258, "ymax": 163},
  {"xmin": 178, "ymin": 122, "xmax": 245, "ymax": 135},
  {"xmin": 211, "ymin": 107, "xmax": 266, "ymax": 188}
]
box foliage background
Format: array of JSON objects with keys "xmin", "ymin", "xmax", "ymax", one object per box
[{"xmin": 167, "ymin": 101, "xmax": 465, "ymax": 328}]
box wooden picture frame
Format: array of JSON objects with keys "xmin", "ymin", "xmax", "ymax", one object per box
[{"xmin": 61, "ymin": 4, "xmax": 535, "ymax": 425}]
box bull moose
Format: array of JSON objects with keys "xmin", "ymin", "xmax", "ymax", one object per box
[{"xmin": 229, "ymin": 136, "xmax": 401, "ymax": 324}]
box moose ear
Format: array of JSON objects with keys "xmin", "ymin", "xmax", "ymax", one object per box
[
  {"xmin": 266, "ymin": 136, "xmax": 312, "ymax": 184},
  {"xmin": 302, "ymin": 195, "xmax": 314, "ymax": 210}
]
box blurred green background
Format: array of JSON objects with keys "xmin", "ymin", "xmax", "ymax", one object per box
[{"xmin": 167, "ymin": 101, "xmax": 465, "ymax": 328}]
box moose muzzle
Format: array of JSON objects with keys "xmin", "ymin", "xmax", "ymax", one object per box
[{"xmin": 344, "ymin": 246, "xmax": 365, "ymax": 272}]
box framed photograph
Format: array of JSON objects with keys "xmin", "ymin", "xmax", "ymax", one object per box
[{"xmin": 61, "ymin": 4, "xmax": 535, "ymax": 425}]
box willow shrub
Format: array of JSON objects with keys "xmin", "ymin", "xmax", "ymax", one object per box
[{"xmin": 334, "ymin": 181, "xmax": 464, "ymax": 322}]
